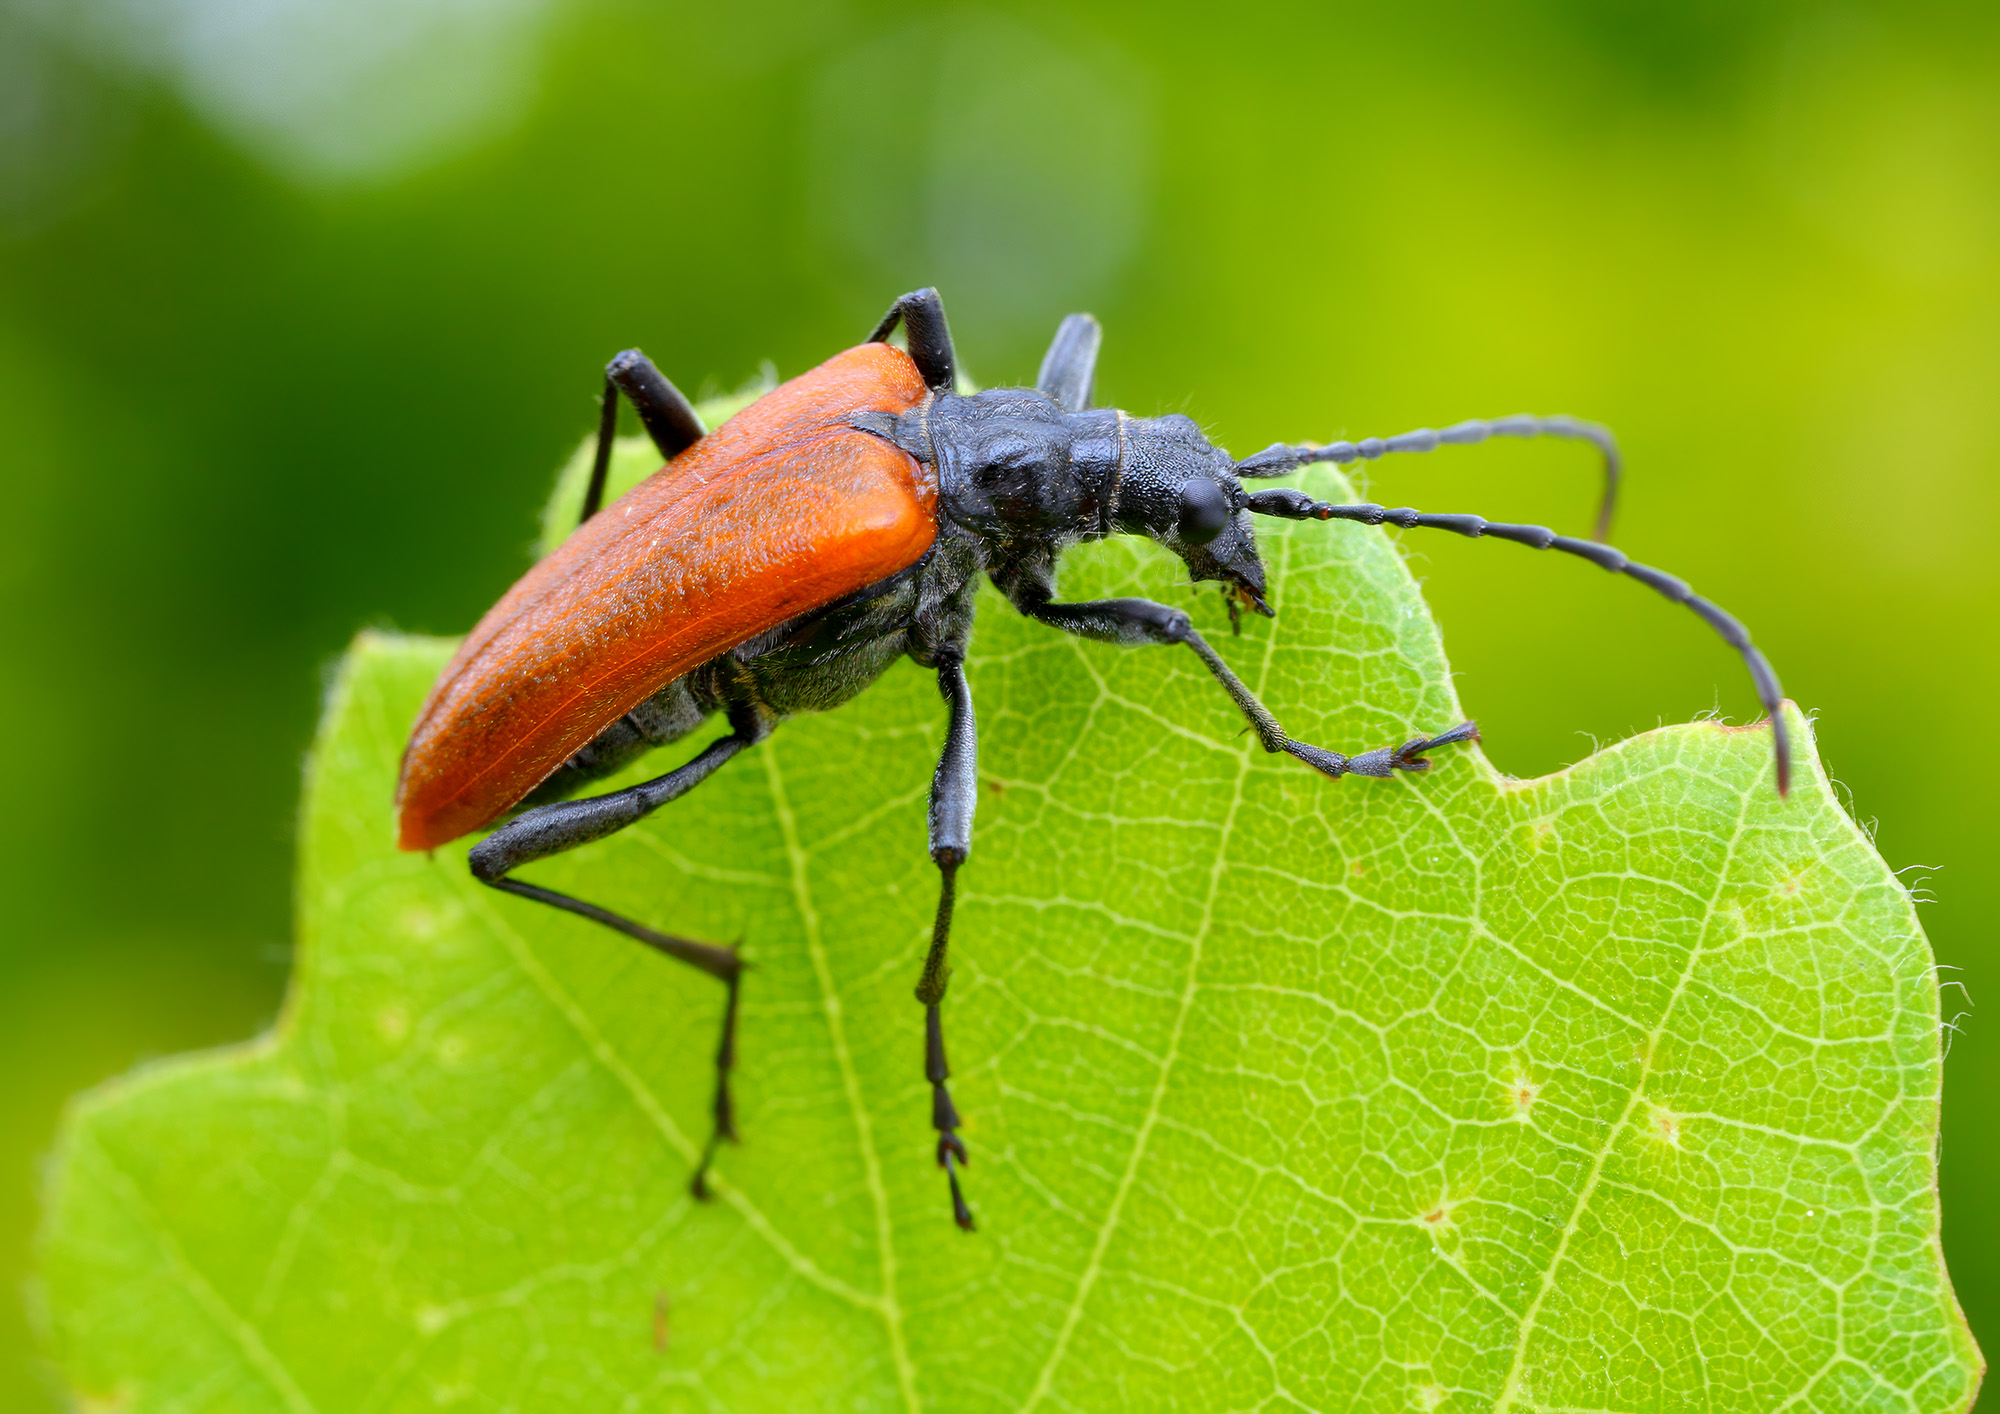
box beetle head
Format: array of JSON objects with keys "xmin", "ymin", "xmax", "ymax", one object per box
[{"xmin": 1113, "ymin": 413, "xmax": 1272, "ymax": 616}]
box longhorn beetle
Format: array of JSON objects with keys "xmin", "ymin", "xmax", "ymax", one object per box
[{"xmin": 397, "ymin": 287, "xmax": 1788, "ymax": 1231}]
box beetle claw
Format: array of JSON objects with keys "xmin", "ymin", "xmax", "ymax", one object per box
[
  {"xmin": 942, "ymin": 1148, "xmax": 976, "ymax": 1231},
  {"xmin": 1386, "ymin": 720, "xmax": 1480, "ymax": 772}
]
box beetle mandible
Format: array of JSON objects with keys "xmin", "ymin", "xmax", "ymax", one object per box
[{"xmin": 396, "ymin": 287, "xmax": 1788, "ymax": 1231}]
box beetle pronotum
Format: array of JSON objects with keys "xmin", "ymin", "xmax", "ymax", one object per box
[{"xmin": 396, "ymin": 288, "xmax": 1786, "ymax": 1230}]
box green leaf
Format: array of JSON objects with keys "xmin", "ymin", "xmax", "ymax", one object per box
[{"xmin": 39, "ymin": 422, "xmax": 1979, "ymax": 1410}]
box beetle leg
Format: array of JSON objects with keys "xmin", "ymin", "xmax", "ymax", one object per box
[
  {"xmin": 581, "ymin": 349, "xmax": 706, "ymax": 523},
  {"xmin": 468, "ymin": 707, "xmax": 769, "ymax": 1197},
  {"xmin": 1009, "ymin": 589, "xmax": 1478, "ymax": 780},
  {"xmin": 1035, "ymin": 313, "xmax": 1102, "ymax": 412},
  {"xmin": 866, "ymin": 288, "xmax": 959, "ymax": 395},
  {"xmin": 1235, "ymin": 414, "xmax": 1624, "ymax": 542},
  {"xmin": 915, "ymin": 656, "xmax": 978, "ymax": 1231},
  {"xmin": 1179, "ymin": 627, "xmax": 1480, "ymax": 778}
]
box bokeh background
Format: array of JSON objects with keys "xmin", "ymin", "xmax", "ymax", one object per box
[{"xmin": 1, "ymin": 0, "xmax": 1993, "ymax": 1405}]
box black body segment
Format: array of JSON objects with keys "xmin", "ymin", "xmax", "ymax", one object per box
[{"xmin": 445, "ymin": 287, "xmax": 1788, "ymax": 1232}]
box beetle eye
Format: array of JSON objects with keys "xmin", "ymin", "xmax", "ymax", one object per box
[{"xmin": 1177, "ymin": 478, "xmax": 1233, "ymax": 544}]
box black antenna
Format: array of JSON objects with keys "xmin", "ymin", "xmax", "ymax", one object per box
[
  {"xmin": 1241, "ymin": 488, "xmax": 1790, "ymax": 795},
  {"xmin": 1238, "ymin": 415, "xmax": 1622, "ymax": 542}
]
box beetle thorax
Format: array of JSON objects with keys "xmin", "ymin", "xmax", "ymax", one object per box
[
  {"xmin": 850, "ymin": 383, "xmax": 1270, "ymax": 605},
  {"xmin": 927, "ymin": 389, "xmax": 1123, "ymax": 537}
]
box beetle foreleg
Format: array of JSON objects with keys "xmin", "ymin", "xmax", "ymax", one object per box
[
  {"xmin": 467, "ymin": 710, "xmax": 767, "ymax": 1197},
  {"xmin": 916, "ymin": 657, "xmax": 978, "ymax": 1231},
  {"xmin": 1010, "ymin": 589, "xmax": 1478, "ymax": 781},
  {"xmin": 1180, "ymin": 628, "xmax": 1480, "ymax": 778}
]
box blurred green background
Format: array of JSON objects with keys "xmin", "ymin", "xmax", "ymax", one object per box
[{"xmin": 1, "ymin": 0, "xmax": 1993, "ymax": 1405}]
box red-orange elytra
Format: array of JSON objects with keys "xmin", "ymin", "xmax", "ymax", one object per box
[{"xmin": 395, "ymin": 342, "xmax": 933, "ymax": 851}]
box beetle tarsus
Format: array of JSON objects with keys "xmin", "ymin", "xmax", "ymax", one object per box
[
  {"xmin": 690, "ymin": 964, "xmax": 744, "ymax": 1200},
  {"xmin": 690, "ymin": 1033, "xmax": 739, "ymax": 1203},
  {"xmin": 1279, "ymin": 720, "xmax": 1478, "ymax": 779},
  {"xmin": 923, "ymin": 985, "xmax": 977, "ymax": 1232},
  {"xmin": 1341, "ymin": 739, "xmax": 1432, "ymax": 778},
  {"xmin": 1368, "ymin": 720, "xmax": 1483, "ymax": 774},
  {"xmin": 930, "ymin": 1009, "xmax": 977, "ymax": 1232}
]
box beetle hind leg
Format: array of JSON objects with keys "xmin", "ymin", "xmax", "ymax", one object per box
[
  {"xmin": 483, "ymin": 873, "xmax": 745, "ymax": 1197},
  {"xmin": 469, "ymin": 710, "xmax": 768, "ymax": 1199},
  {"xmin": 693, "ymin": 969, "xmax": 743, "ymax": 1196}
]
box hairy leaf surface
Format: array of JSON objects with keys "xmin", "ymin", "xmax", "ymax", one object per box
[{"xmin": 41, "ymin": 438, "xmax": 1979, "ymax": 1410}]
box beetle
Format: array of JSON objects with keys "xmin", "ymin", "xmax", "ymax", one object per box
[{"xmin": 397, "ymin": 287, "xmax": 1788, "ymax": 1231}]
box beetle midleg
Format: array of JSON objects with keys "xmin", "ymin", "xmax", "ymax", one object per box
[
  {"xmin": 917, "ymin": 656, "xmax": 979, "ymax": 1231},
  {"xmin": 468, "ymin": 702, "xmax": 770, "ymax": 1197},
  {"xmin": 1010, "ymin": 589, "xmax": 1478, "ymax": 780},
  {"xmin": 581, "ymin": 349, "xmax": 706, "ymax": 524}
]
